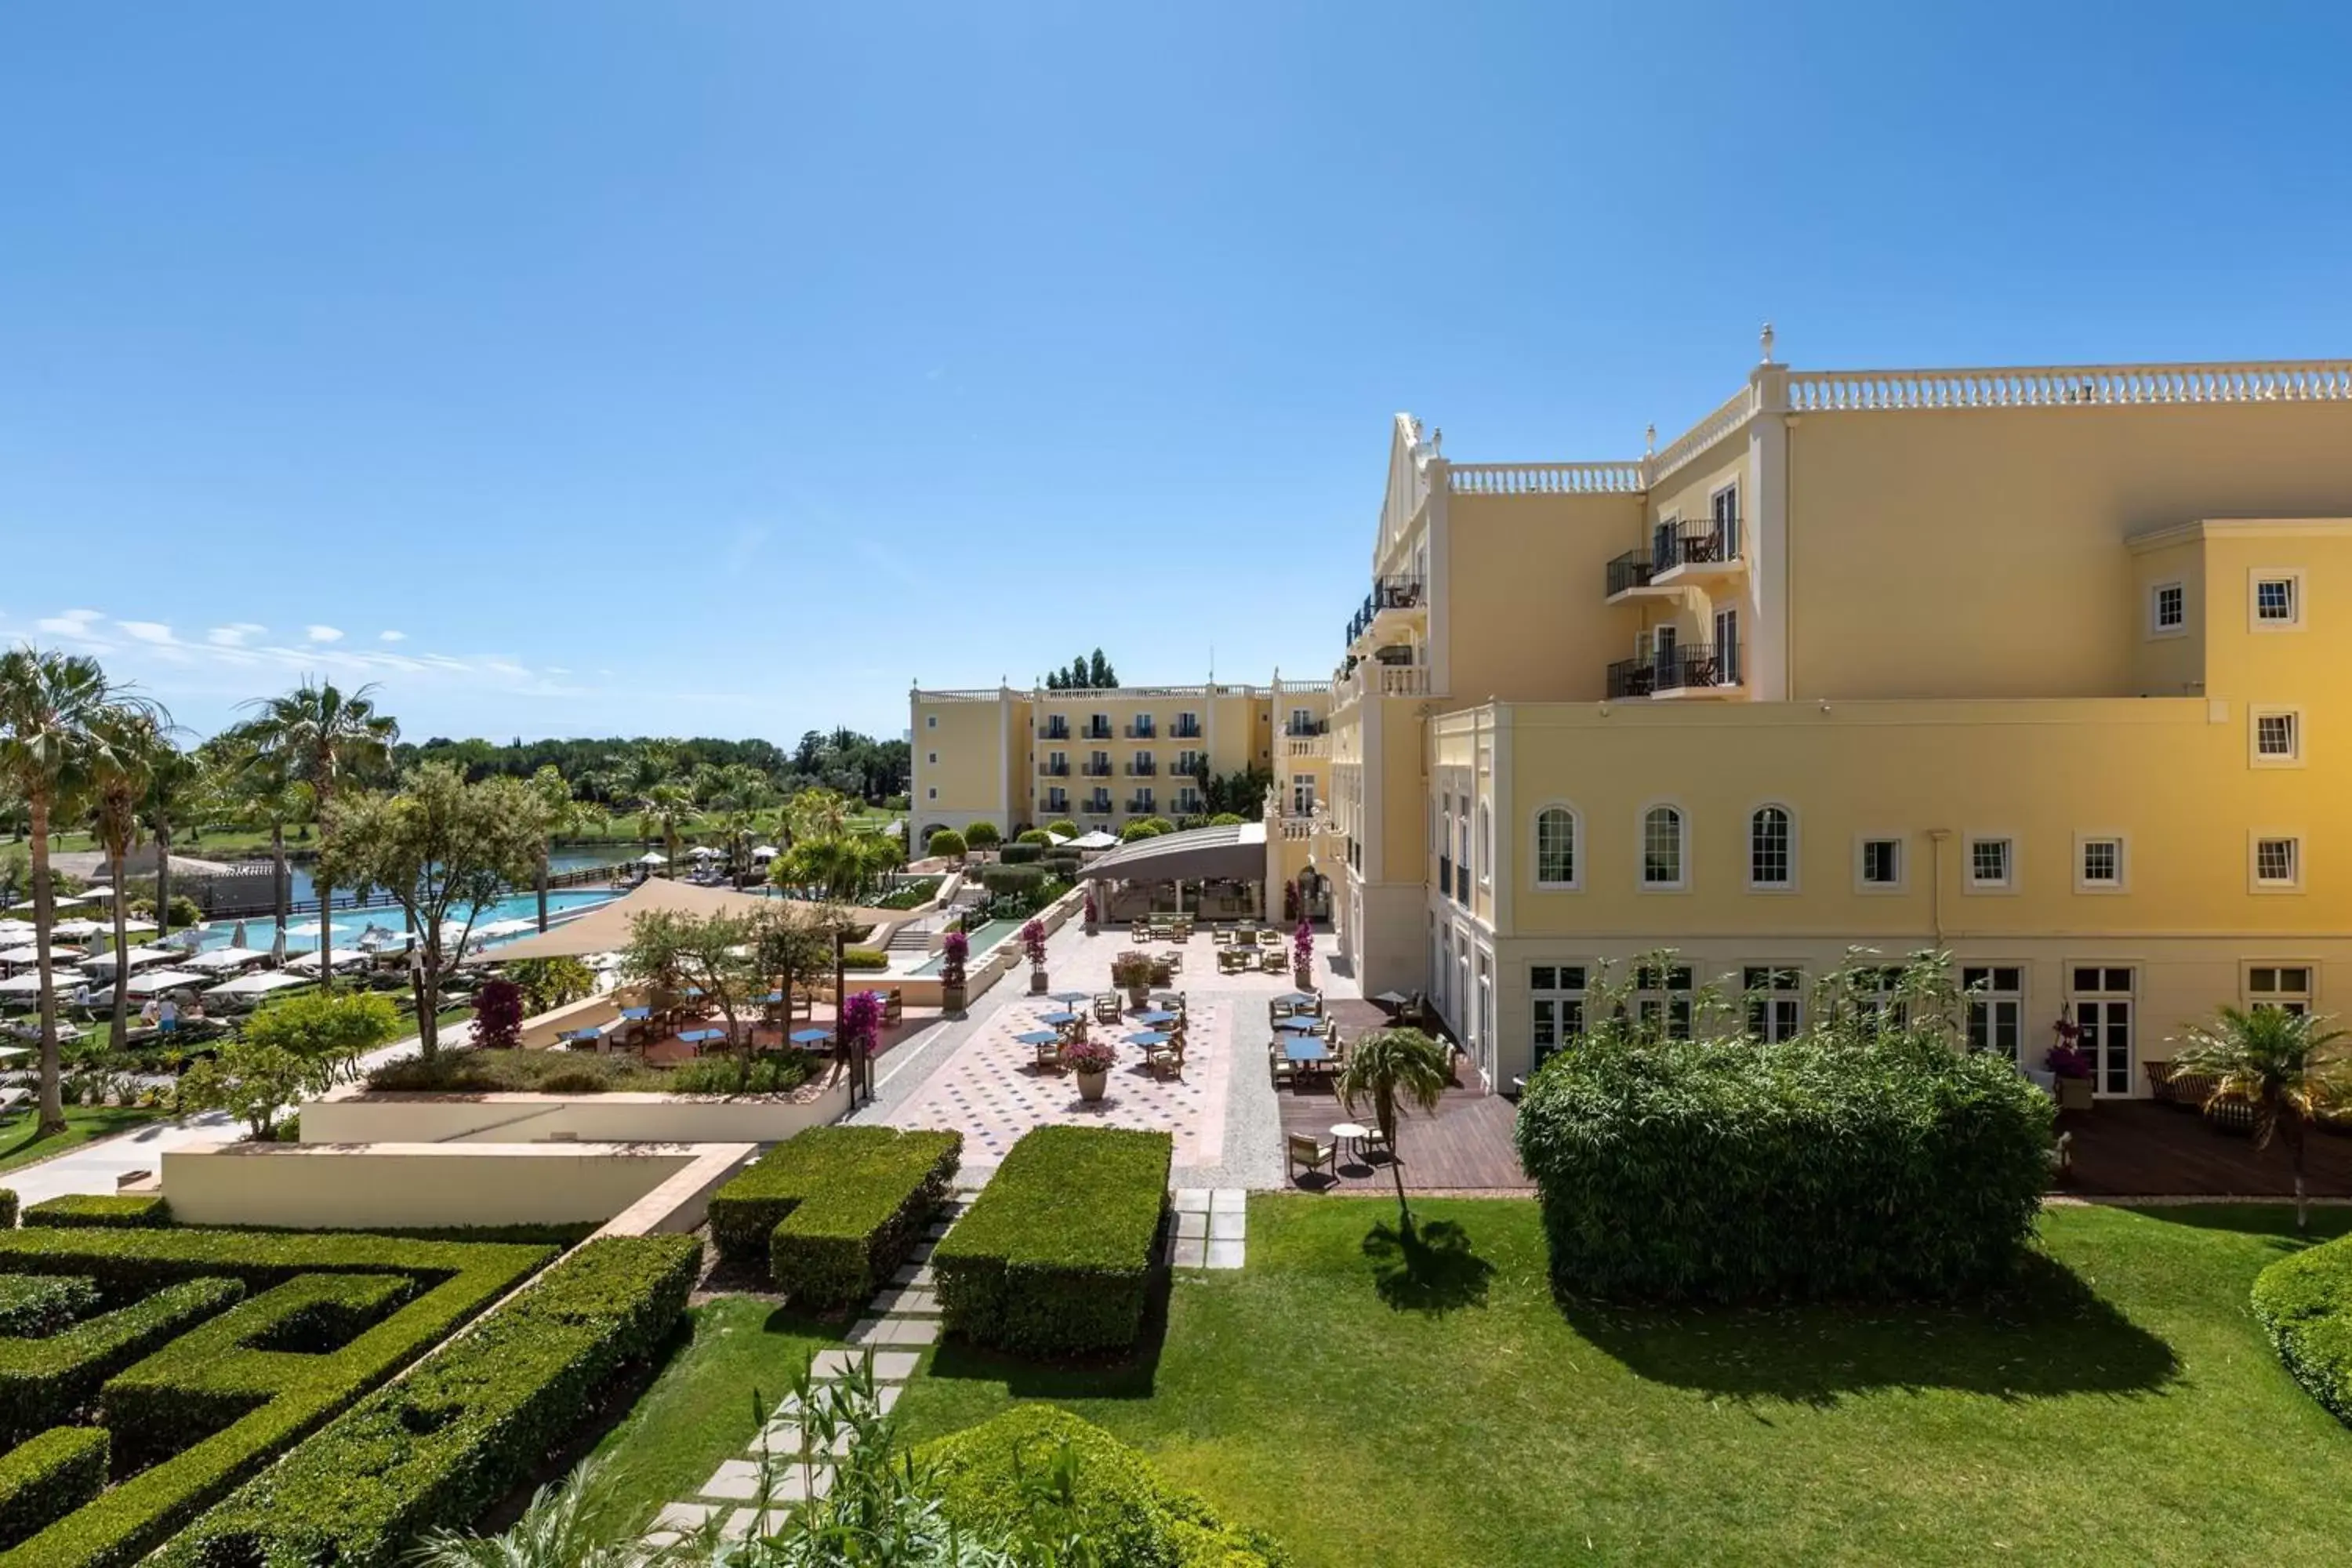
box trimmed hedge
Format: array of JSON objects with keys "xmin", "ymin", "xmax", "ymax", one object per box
[
  {"xmin": 0, "ymin": 1229, "xmax": 551, "ymax": 1567},
  {"xmin": 0, "ymin": 1279, "xmax": 244, "ymax": 1447},
  {"xmin": 978, "ymin": 862, "xmax": 1047, "ymax": 897},
  {"xmin": 2251, "ymin": 1229, "xmax": 2352, "ymax": 1428},
  {"xmin": 1514, "ymin": 1036, "xmax": 2053, "ymax": 1302},
  {"xmin": 0, "ymin": 1428, "xmax": 109, "ymax": 1552},
  {"xmin": 23, "ymin": 1195, "xmax": 172, "ymax": 1230},
  {"xmin": 0, "ymin": 1190, "xmax": 15, "ymax": 1230},
  {"xmin": 159, "ymin": 1235, "xmax": 699, "ymax": 1568},
  {"xmin": 934, "ymin": 1125, "xmax": 1171, "ymax": 1356},
  {"xmin": 999, "ymin": 841, "xmax": 1044, "ymax": 864},
  {"xmin": 707, "ymin": 1126, "xmax": 961, "ymax": 1307},
  {"xmin": 842, "ymin": 946, "xmax": 891, "ymax": 971},
  {"xmin": 922, "ymin": 1406, "xmax": 1289, "ymax": 1568},
  {"xmin": 0, "ymin": 1272, "xmax": 98, "ymax": 1337}
]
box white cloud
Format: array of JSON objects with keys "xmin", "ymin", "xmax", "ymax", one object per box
[
  {"xmin": 118, "ymin": 621, "xmax": 177, "ymax": 644},
  {"xmin": 379, "ymin": 630, "xmax": 406, "ymax": 643},
  {"xmin": 208, "ymin": 623, "xmax": 267, "ymax": 648},
  {"xmin": 35, "ymin": 608, "xmax": 110, "ymax": 644},
  {"xmin": 306, "ymin": 625, "xmax": 343, "ymax": 644}
]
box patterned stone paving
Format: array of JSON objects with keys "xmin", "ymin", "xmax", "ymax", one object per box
[{"xmin": 880, "ymin": 993, "xmax": 1232, "ymax": 1167}]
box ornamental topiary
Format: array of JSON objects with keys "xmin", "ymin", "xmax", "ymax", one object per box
[
  {"xmin": 927, "ymin": 828, "xmax": 967, "ymax": 862},
  {"xmin": 2252, "ymin": 1228, "xmax": 2352, "ymax": 1428},
  {"xmin": 964, "ymin": 822, "xmax": 1002, "ymax": 850},
  {"xmin": 1044, "ymin": 818, "xmax": 1080, "ymax": 838},
  {"xmin": 1015, "ymin": 828, "xmax": 1053, "ymax": 847}
]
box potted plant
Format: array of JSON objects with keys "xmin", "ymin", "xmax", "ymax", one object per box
[
  {"xmin": 1292, "ymin": 917, "xmax": 1316, "ymax": 990},
  {"xmin": 1022, "ymin": 918, "xmax": 1050, "ymax": 993},
  {"xmin": 1082, "ymin": 886, "xmax": 1098, "ymax": 935},
  {"xmin": 939, "ymin": 928, "xmax": 970, "ymax": 1014},
  {"xmin": 1111, "ymin": 949, "xmax": 1153, "ymax": 1008},
  {"xmin": 1064, "ymin": 1033, "xmax": 1117, "ymax": 1102},
  {"xmin": 2047, "ymin": 1018, "xmax": 2095, "ymax": 1111}
]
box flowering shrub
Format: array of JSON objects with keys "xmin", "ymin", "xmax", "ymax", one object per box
[
  {"xmin": 940, "ymin": 929, "xmax": 969, "ymax": 986},
  {"xmin": 1021, "ymin": 919, "xmax": 1048, "ymax": 970},
  {"xmin": 2046, "ymin": 1018, "xmax": 2092, "ymax": 1078},
  {"xmin": 840, "ymin": 988, "xmax": 884, "ymax": 1058},
  {"xmin": 470, "ymin": 979, "xmax": 525, "ymax": 1050},
  {"xmin": 1062, "ymin": 1035, "xmax": 1117, "ymax": 1075},
  {"xmin": 1111, "ymin": 950, "xmax": 1154, "ymax": 989},
  {"xmin": 1293, "ymin": 918, "xmax": 1315, "ymax": 975}
]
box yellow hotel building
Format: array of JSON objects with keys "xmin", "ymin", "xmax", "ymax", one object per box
[{"xmin": 919, "ymin": 339, "xmax": 2352, "ymax": 1099}]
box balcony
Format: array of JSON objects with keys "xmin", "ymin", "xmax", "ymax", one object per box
[
  {"xmin": 1036, "ymin": 761, "xmax": 1070, "ymax": 777},
  {"xmin": 1606, "ymin": 550, "xmax": 1672, "ymax": 601},
  {"xmin": 1286, "ymin": 733, "xmax": 1330, "ymax": 760},
  {"xmin": 1080, "ymin": 760, "xmax": 1113, "ymax": 778},
  {"xmin": 1082, "ymin": 721, "xmax": 1113, "ymax": 741},
  {"xmin": 1332, "ymin": 659, "xmax": 1434, "ymax": 709},
  {"xmin": 1650, "ymin": 517, "xmax": 1744, "ymax": 586},
  {"xmin": 1171, "ymin": 718, "xmax": 1203, "ymax": 739},
  {"xmin": 1345, "ymin": 574, "xmax": 1428, "ymax": 648},
  {"xmin": 1606, "ymin": 641, "xmax": 1746, "ymax": 701},
  {"xmin": 1042, "ymin": 720, "xmax": 1070, "ymax": 741},
  {"xmin": 1083, "ymin": 796, "xmax": 1114, "ymax": 815},
  {"xmin": 1124, "ymin": 760, "xmax": 1156, "ymax": 776},
  {"xmin": 1124, "ymin": 721, "xmax": 1156, "ymax": 739},
  {"xmin": 1125, "ymin": 797, "xmax": 1156, "ymax": 815},
  {"xmin": 1044, "ymin": 795, "xmax": 1069, "ymax": 813},
  {"xmin": 1285, "ymin": 717, "xmax": 1328, "ymax": 737}
]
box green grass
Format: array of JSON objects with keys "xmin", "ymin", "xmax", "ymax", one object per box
[
  {"xmin": 0, "ymin": 1105, "xmax": 167, "ymax": 1176},
  {"xmin": 588, "ymin": 1296, "xmax": 838, "ymax": 1532},
  {"xmin": 880, "ymin": 1196, "xmax": 2352, "ymax": 1567}
]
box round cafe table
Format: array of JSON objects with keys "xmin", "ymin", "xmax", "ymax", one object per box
[{"xmin": 1330, "ymin": 1122, "xmax": 1370, "ymax": 1162}]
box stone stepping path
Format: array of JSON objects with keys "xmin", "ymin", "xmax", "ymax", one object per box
[{"xmin": 642, "ymin": 1174, "xmax": 1246, "ymax": 1552}]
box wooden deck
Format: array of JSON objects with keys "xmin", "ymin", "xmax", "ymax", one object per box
[
  {"xmin": 2059, "ymin": 1100, "xmax": 2352, "ymax": 1197},
  {"xmin": 1276, "ymin": 1077, "xmax": 1530, "ymax": 1193}
]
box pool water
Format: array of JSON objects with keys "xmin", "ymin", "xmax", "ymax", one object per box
[
  {"xmin": 191, "ymin": 888, "xmax": 619, "ymax": 956},
  {"xmin": 907, "ymin": 919, "xmax": 1023, "ymax": 976}
]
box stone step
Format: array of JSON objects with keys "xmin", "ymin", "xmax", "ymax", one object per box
[
  {"xmin": 774, "ymin": 1381, "xmax": 900, "ymax": 1421},
  {"xmin": 847, "ymin": 1315, "xmax": 938, "ymax": 1348},
  {"xmin": 756, "ymin": 1425, "xmax": 856, "ymax": 1458},
  {"xmin": 871, "ymin": 1286, "xmax": 939, "ymax": 1316},
  {"xmin": 890, "ymin": 1263, "xmax": 936, "ymax": 1287},
  {"xmin": 808, "ymin": 1347, "xmax": 920, "ymax": 1382}
]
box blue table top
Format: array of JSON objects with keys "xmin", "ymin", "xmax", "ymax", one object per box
[
  {"xmin": 1274, "ymin": 1017, "xmax": 1321, "ymax": 1033},
  {"xmin": 789, "ymin": 1028, "xmax": 833, "ymax": 1044},
  {"xmin": 1134, "ymin": 1010, "xmax": 1177, "ymax": 1025},
  {"xmin": 757, "ymin": 990, "xmax": 785, "ymax": 1004},
  {"xmin": 1273, "ymin": 992, "xmax": 1319, "ymax": 1006},
  {"xmin": 619, "ymin": 1007, "xmax": 651, "ymax": 1019},
  {"xmin": 678, "ymin": 1029, "xmax": 725, "ymax": 1044},
  {"xmin": 1283, "ymin": 1037, "xmax": 1330, "ymax": 1063},
  {"xmin": 1129, "ymin": 1031, "xmax": 1171, "ymax": 1047},
  {"xmin": 1015, "ymin": 1030, "xmax": 1062, "ymax": 1046},
  {"xmin": 1050, "ymin": 991, "xmax": 1091, "ymax": 1004},
  {"xmin": 1039, "ymin": 1011, "xmax": 1081, "ymax": 1025}
]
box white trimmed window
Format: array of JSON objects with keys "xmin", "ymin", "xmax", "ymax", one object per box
[
  {"xmin": 2246, "ymin": 964, "xmax": 2314, "ymax": 1015},
  {"xmin": 1966, "ymin": 835, "xmax": 2015, "ymax": 892},
  {"xmin": 1534, "ymin": 806, "xmax": 1579, "ymax": 889},
  {"xmin": 1962, "ymin": 965, "xmax": 2024, "ymax": 1061},
  {"xmin": 2250, "ymin": 571, "xmax": 2303, "ymax": 630},
  {"xmin": 2252, "ymin": 708, "xmax": 2302, "ymax": 767},
  {"xmin": 2149, "ymin": 581, "xmax": 2186, "ymax": 637},
  {"xmin": 1633, "ymin": 961, "xmax": 1695, "ymax": 1039},
  {"xmin": 1641, "ymin": 805, "xmax": 1686, "ymax": 890},
  {"xmin": 2253, "ymin": 834, "xmax": 2302, "ymax": 890},
  {"xmin": 1743, "ymin": 966, "xmax": 1803, "ymax": 1042},
  {"xmin": 1530, "ymin": 964, "xmax": 1587, "ymax": 1072},
  {"xmin": 2075, "ymin": 835, "xmax": 2126, "ymax": 892},
  {"xmin": 1749, "ymin": 805, "xmax": 1793, "ymax": 890},
  {"xmin": 1857, "ymin": 836, "xmax": 1903, "ymax": 891}
]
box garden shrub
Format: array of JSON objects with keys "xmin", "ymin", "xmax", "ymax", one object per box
[
  {"xmin": 1044, "ymin": 818, "xmax": 1080, "ymax": 838},
  {"xmin": 23, "ymin": 1195, "xmax": 172, "ymax": 1230},
  {"xmin": 0, "ymin": 1229, "xmax": 550, "ymax": 1567},
  {"xmin": 2251, "ymin": 1229, "xmax": 2352, "ymax": 1428},
  {"xmin": 469, "ymin": 978, "xmax": 525, "ymax": 1050},
  {"xmin": 1207, "ymin": 812, "xmax": 1247, "ymax": 827},
  {"xmin": 934, "ymin": 1125, "xmax": 1171, "ymax": 1356},
  {"xmin": 706, "ymin": 1126, "xmax": 960, "ymax": 1307},
  {"xmin": 0, "ymin": 1427, "xmax": 109, "ymax": 1552},
  {"xmin": 0, "ymin": 1190, "xmax": 15, "ymax": 1230},
  {"xmin": 964, "ymin": 822, "xmax": 1002, "ymax": 850},
  {"xmin": 922, "ymin": 1405, "xmax": 1290, "ymax": 1568},
  {"xmin": 364, "ymin": 1049, "xmax": 673, "ymax": 1094},
  {"xmin": 873, "ymin": 876, "xmax": 943, "ymax": 910},
  {"xmin": 666, "ymin": 1054, "xmax": 811, "ymax": 1097},
  {"xmin": 1514, "ymin": 1034, "xmax": 2053, "ymax": 1302},
  {"xmin": 0, "ymin": 1272, "xmax": 99, "ymax": 1337},
  {"xmin": 978, "ymin": 862, "xmax": 1047, "ymax": 897},
  {"xmin": 999, "ymin": 841, "xmax": 1044, "ymax": 864},
  {"xmin": 927, "ymin": 828, "xmax": 967, "ymax": 860},
  {"xmin": 1015, "ymin": 828, "xmax": 1052, "ymax": 847},
  {"xmin": 842, "ymin": 946, "xmax": 891, "ymax": 971},
  {"xmin": 158, "ymin": 1235, "xmax": 698, "ymax": 1568},
  {"xmin": 0, "ymin": 1279, "xmax": 245, "ymax": 1446}
]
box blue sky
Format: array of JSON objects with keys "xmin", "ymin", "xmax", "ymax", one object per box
[{"xmin": 4, "ymin": 2, "xmax": 2347, "ymax": 745}]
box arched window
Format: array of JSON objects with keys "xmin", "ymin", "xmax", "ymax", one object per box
[
  {"xmin": 1750, "ymin": 805, "xmax": 1792, "ymax": 888},
  {"xmin": 1534, "ymin": 807, "xmax": 1578, "ymax": 888},
  {"xmin": 1642, "ymin": 805, "xmax": 1685, "ymax": 888}
]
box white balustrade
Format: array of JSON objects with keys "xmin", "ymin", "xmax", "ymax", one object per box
[
  {"xmin": 1447, "ymin": 462, "xmax": 1644, "ymax": 495},
  {"xmin": 1651, "ymin": 386, "xmax": 1758, "ymax": 481},
  {"xmin": 1785, "ymin": 361, "xmax": 2352, "ymax": 413}
]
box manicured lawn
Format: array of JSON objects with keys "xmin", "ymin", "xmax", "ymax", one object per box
[
  {"xmin": 0, "ymin": 1104, "xmax": 168, "ymax": 1174},
  {"xmin": 590, "ymin": 1294, "xmax": 840, "ymax": 1532},
  {"xmin": 881, "ymin": 1196, "xmax": 2352, "ymax": 1566}
]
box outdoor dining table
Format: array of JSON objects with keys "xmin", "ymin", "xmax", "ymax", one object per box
[
  {"xmin": 1015, "ymin": 1029, "xmax": 1062, "ymax": 1047},
  {"xmin": 1134, "ymin": 1009, "xmax": 1176, "ymax": 1026},
  {"xmin": 757, "ymin": 990, "xmax": 786, "ymax": 1004},
  {"xmin": 620, "ymin": 1007, "xmax": 652, "ymax": 1021},
  {"xmin": 678, "ymin": 1028, "xmax": 726, "ymax": 1051},
  {"xmin": 1050, "ymin": 991, "xmax": 1091, "ymax": 1005},
  {"xmin": 1283, "ymin": 1036, "xmax": 1330, "ymax": 1065},
  {"xmin": 1272, "ymin": 992, "xmax": 1319, "ymax": 1008},
  {"xmin": 1128, "ymin": 1031, "xmax": 1171, "ymax": 1048},
  {"xmin": 1039, "ymin": 1011, "xmax": 1082, "ymax": 1026},
  {"xmin": 789, "ymin": 1028, "xmax": 834, "ymax": 1050},
  {"xmin": 1274, "ymin": 1017, "xmax": 1321, "ymax": 1033}
]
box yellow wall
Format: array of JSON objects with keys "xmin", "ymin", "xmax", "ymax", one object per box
[
  {"xmin": 1443, "ymin": 491, "xmax": 1647, "ymax": 703},
  {"xmin": 912, "ymin": 693, "xmax": 1015, "ymax": 830},
  {"xmin": 1784, "ymin": 401, "xmax": 2352, "ymax": 699}
]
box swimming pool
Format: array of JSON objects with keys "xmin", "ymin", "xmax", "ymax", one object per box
[
  {"xmin": 906, "ymin": 919, "xmax": 1023, "ymax": 976},
  {"xmin": 192, "ymin": 888, "xmax": 619, "ymax": 956}
]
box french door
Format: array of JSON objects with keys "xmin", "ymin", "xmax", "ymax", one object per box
[{"xmin": 2071, "ymin": 966, "xmax": 2135, "ymax": 1096}]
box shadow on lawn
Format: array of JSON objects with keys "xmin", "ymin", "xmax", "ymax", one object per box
[
  {"xmin": 1557, "ymin": 1252, "xmax": 2180, "ymax": 1406},
  {"xmin": 1362, "ymin": 1215, "xmax": 1496, "ymax": 1316}
]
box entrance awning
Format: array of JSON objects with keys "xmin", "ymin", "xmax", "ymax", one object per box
[{"xmin": 1077, "ymin": 822, "xmax": 1268, "ymax": 884}]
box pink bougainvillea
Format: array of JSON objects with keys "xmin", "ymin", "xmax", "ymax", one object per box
[
  {"xmin": 840, "ymin": 988, "xmax": 884, "ymax": 1058},
  {"xmin": 1293, "ymin": 917, "xmax": 1315, "ymax": 974},
  {"xmin": 941, "ymin": 928, "xmax": 970, "ymax": 986},
  {"xmin": 1021, "ymin": 918, "xmax": 1048, "ymax": 970}
]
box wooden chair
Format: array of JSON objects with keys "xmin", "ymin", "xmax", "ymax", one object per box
[
  {"xmin": 1163, "ymin": 950, "xmax": 1183, "ymax": 974},
  {"xmin": 1269, "ymin": 1047, "xmax": 1295, "ymax": 1089},
  {"xmin": 1210, "ymin": 928, "xmax": 1233, "ymax": 946},
  {"xmin": 880, "ymin": 989, "xmax": 905, "ymax": 1026},
  {"xmin": 1287, "ymin": 1132, "xmax": 1336, "ymax": 1182},
  {"xmin": 1093, "ymin": 992, "xmax": 1123, "ymax": 1023},
  {"xmin": 1258, "ymin": 949, "xmax": 1286, "ymax": 975},
  {"xmin": 1149, "ymin": 1036, "xmax": 1186, "ymax": 1080}
]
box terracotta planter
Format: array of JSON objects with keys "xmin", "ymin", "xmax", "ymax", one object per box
[
  {"xmin": 1126, "ymin": 985, "xmax": 1149, "ymax": 1008},
  {"xmin": 1029, "ymin": 969, "xmax": 1049, "ymax": 994},
  {"xmin": 2056, "ymin": 1076, "xmax": 2094, "ymax": 1112},
  {"xmin": 1076, "ymin": 1069, "xmax": 1108, "ymax": 1103}
]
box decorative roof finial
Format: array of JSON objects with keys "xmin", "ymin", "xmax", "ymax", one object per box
[
  {"xmin": 1429, "ymin": 426, "xmax": 1443, "ymax": 454},
  {"xmin": 1644, "ymin": 423, "xmax": 1657, "ymax": 457},
  {"xmin": 1759, "ymin": 321, "xmax": 1777, "ymax": 365}
]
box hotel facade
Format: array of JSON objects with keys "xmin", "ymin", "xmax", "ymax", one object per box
[{"xmin": 917, "ymin": 341, "xmax": 2352, "ymax": 1098}]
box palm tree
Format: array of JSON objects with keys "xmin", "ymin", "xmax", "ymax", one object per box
[
  {"xmin": 636, "ymin": 782, "xmax": 692, "ymax": 875},
  {"xmin": 2172, "ymin": 1004, "xmax": 2352, "ymax": 1232},
  {"xmin": 0, "ymin": 648, "xmax": 157, "ymax": 1134},
  {"xmin": 1335, "ymin": 1026, "xmax": 1455, "ymax": 1221},
  {"xmin": 230, "ymin": 682, "xmax": 398, "ymax": 989},
  {"xmin": 527, "ymin": 764, "xmax": 601, "ymax": 932},
  {"xmin": 207, "ymin": 731, "xmax": 305, "ymax": 952},
  {"xmin": 87, "ymin": 710, "xmax": 171, "ymax": 1047},
  {"xmin": 135, "ymin": 733, "xmax": 201, "ymax": 942}
]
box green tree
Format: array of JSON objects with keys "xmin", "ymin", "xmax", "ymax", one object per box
[
  {"xmin": 230, "ymin": 682, "xmax": 399, "ymax": 991},
  {"xmin": 927, "ymin": 828, "xmax": 967, "ymax": 863},
  {"xmin": 240, "ymin": 989, "xmax": 403, "ymax": 1084},
  {"xmin": 0, "ymin": 648, "xmax": 158, "ymax": 1134},
  {"xmin": 2171, "ymin": 1005, "xmax": 2352, "ymax": 1232},
  {"xmin": 1335, "ymin": 1027, "xmax": 1455, "ymax": 1221},
  {"xmin": 620, "ymin": 908, "xmax": 763, "ymax": 1062},
  {"xmin": 86, "ymin": 709, "xmax": 172, "ymax": 1048},
  {"xmin": 528, "ymin": 764, "xmax": 601, "ymax": 931},
  {"xmin": 316, "ymin": 764, "xmax": 548, "ymax": 1057},
  {"xmin": 133, "ymin": 728, "xmax": 202, "ymax": 941},
  {"xmin": 964, "ymin": 821, "xmax": 1002, "ymax": 851},
  {"xmin": 508, "ymin": 956, "xmax": 597, "ymax": 1014},
  {"xmin": 636, "ymin": 782, "xmax": 693, "ymax": 873},
  {"xmin": 178, "ymin": 1041, "xmax": 331, "ymax": 1141},
  {"xmin": 204, "ymin": 728, "xmax": 306, "ymax": 946}
]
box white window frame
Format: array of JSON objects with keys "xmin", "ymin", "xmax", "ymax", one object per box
[
  {"xmin": 2074, "ymin": 831, "xmax": 2129, "ymax": 894},
  {"xmin": 1709, "ymin": 482, "xmax": 1740, "ymax": 557},
  {"xmin": 1961, "ymin": 964, "xmax": 2027, "ymax": 1062},
  {"xmin": 1854, "ymin": 833, "xmax": 1905, "ymax": 894},
  {"xmin": 1747, "ymin": 802, "xmax": 1797, "ymax": 892},
  {"xmin": 1531, "ymin": 804, "xmax": 1581, "ymax": 891},
  {"xmin": 2249, "ymin": 568, "xmax": 2305, "ymax": 632},
  {"xmin": 2148, "ymin": 580, "xmax": 2187, "ymax": 639},
  {"xmin": 2251, "ymin": 707, "xmax": 2303, "ymax": 768},
  {"xmin": 2245, "ymin": 962, "xmax": 2316, "ymax": 1015},
  {"xmin": 1964, "ymin": 833, "xmax": 2018, "ymax": 894},
  {"xmin": 927, "ymin": 750, "xmax": 938, "ymax": 765},
  {"xmin": 1639, "ymin": 801, "xmax": 1689, "ymax": 892},
  {"xmin": 1742, "ymin": 964, "xmax": 1804, "ymax": 1042},
  {"xmin": 1632, "ymin": 961, "xmax": 1696, "ymax": 1039},
  {"xmin": 1530, "ymin": 964, "xmax": 1588, "ymax": 1073},
  {"xmin": 925, "ymin": 714, "xmax": 938, "ymax": 728},
  {"xmin": 2250, "ymin": 831, "xmax": 2304, "ymax": 892}
]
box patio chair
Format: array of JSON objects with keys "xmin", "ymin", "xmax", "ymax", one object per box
[
  {"xmin": 1269, "ymin": 999, "xmax": 1295, "ymax": 1022},
  {"xmin": 1218, "ymin": 949, "xmax": 1245, "ymax": 975},
  {"xmin": 1259, "ymin": 949, "xmax": 1286, "ymax": 975},
  {"xmin": 1163, "ymin": 950, "xmax": 1182, "ymax": 974},
  {"xmin": 880, "ymin": 989, "xmax": 905, "ymax": 1026},
  {"xmin": 1149, "ymin": 1037, "xmax": 1185, "ymax": 1079},
  {"xmin": 1269, "ymin": 1047, "xmax": 1295, "ymax": 1088},
  {"xmin": 1094, "ymin": 992, "xmax": 1123, "ymax": 1022},
  {"xmin": 1287, "ymin": 1132, "xmax": 1337, "ymax": 1182},
  {"xmin": 1210, "ymin": 928, "xmax": 1233, "ymax": 946}
]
